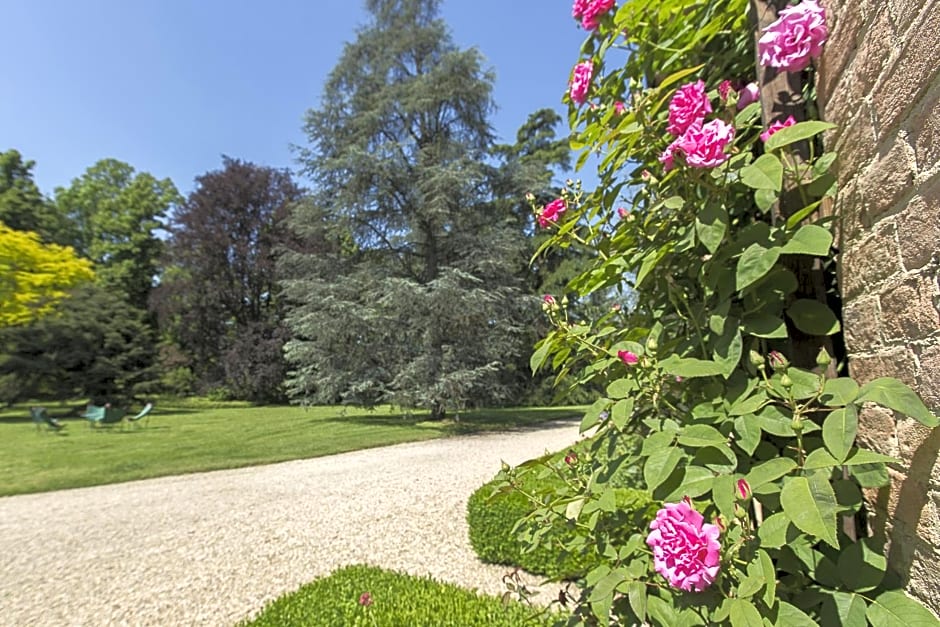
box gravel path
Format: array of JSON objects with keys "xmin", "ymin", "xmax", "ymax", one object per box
[{"xmin": 0, "ymin": 421, "xmax": 581, "ymax": 626}]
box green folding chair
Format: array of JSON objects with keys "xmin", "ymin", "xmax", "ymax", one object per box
[
  {"xmin": 30, "ymin": 407, "xmax": 64, "ymax": 432},
  {"xmin": 127, "ymin": 402, "xmax": 154, "ymax": 428}
]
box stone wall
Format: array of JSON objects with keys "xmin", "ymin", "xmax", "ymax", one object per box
[{"xmin": 816, "ymin": 0, "xmax": 940, "ymax": 612}]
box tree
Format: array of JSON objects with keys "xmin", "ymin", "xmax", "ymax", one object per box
[
  {"xmin": 54, "ymin": 159, "xmax": 180, "ymax": 311},
  {"xmin": 153, "ymin": 157, "xmax": 303, "ymax": 400},
  {"xmin": 283, "ymin": 0, "xmax": 533, "ymax": 419},
  {"xmin": 0, "ymin": 149, "xmax": 70, "ymax": 244},
  {"xmin": 0, "ymin": 284, "xmax": 157, "ymax": 404},
  {"xmin": 0, "ymin": 224, "xmax": 94, "ymax": 327}
]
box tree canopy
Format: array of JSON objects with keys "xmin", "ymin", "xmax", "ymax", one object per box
[{"xmin": 283, "ymin": 0, "xmax": 534, "ymax": 418}]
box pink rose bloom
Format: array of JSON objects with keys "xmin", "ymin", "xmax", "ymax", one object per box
[
  {"xmin": 677, "ymin": 119, "xmax": 735, "ymax": 169},
  {"xmin": 760, "ymin": 115, "xmax": 797, "ymax": 142},
  {"xmin": 758, "ymin": 0, "xmax": 828, "ymax": 72},
  {"xmin": 538, "ymin": 198, "xmax": 567, "ymax": 228},
  {"xmin": 542, "ymin": 294, "xmax": 556, "ymax": 306},
  {"xmin": 667, "ymin": 80, "xmax": 712, "ymax": 137},
  {"xmin": 572, "ymin": 0, "xmax": 616, "ymax": 30},
  {"xmin": 659, "ymin": 138, "xmax": 680, "ymax": 171},
  {"xmin": 737, "ymin": 82, "xmax": 760, "ymax": 110},
  {"xmin": 646, "ymin": 500, "xmax": 721, "ymax": 592},
  {"xmin": 737, "ymin": 478, "xmax": 752, "ymax": 500},
  {"xmin": 614, "ymin": 100, "xmax": 626, "ymax": 115},
  {"xmin": 569, "ymin": 61, "xmax": 594, "ymax": 106},
  {"xmin": 617, "ymin": 207, "xmax": 629, "ymax": 218},
  {"xmin": 618, "ymin": 350, "xmax": 638, "ymax": 365},
  {"xmin": 718, "ymin": 80, "xmax": 732, "ymax": 102}
]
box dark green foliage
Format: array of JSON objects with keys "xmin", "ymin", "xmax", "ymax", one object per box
[
  {"xmin": 0, "ymin": 284, "xmax": 157, "ymax": 403},
  {"xmin": 467, "ymin": 436, "xmax": 653, "ymax": 580},
  {"xmin": 242, "ymin": 564, "xmax": 560, "ymax": 627},
  {"xmin": 284, "ymin": 0, "xmax": 534, "ymax": 418},
  {"xmin": 0, "ymin": 149, "xmax": 70, "ymax": 244}
]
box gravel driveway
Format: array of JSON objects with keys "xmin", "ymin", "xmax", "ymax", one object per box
[{"xmin": 0, "ymin": 421, "xmax": 580, "ymax": 626}]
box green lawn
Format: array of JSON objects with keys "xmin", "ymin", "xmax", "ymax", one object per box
[{"xmin": 0, "ymin": 398, "xmax": 580, "ymax": 497}]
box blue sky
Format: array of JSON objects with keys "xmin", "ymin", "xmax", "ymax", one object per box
[{"xmin": 1, "ymin": 1, "xmax": 591, "ymax": 197}]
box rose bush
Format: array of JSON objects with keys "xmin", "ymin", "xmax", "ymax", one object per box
[{"xmin": 494, "ymin": 0, "xmax": 940, "ymax": 625}]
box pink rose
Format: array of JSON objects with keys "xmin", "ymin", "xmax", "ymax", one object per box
[
  {"xmin": 358, "ymin": 592, "xmax": 373, "ymax": 607},
  {"xmin": 614, "ymin": 100, "xmax": 626, "ymax": 115},
  {"xmin": 617, "ymin": 207, "xmax": 629, "ymax": 218},
  {"xmin": 758, "ymin": 0, "xmax": 828, "ymax": 72},
  {"xmin": 760, "ymin": 115, "xmax": 797, "ymax": 142},
  {"xmin": 718, "ymin": 80, "xmax": 732, "ymax": 102},
  {"xmin": 572, "ymin": 0, "xmax": 616, "ymax": 30},
  {"xmin": 618, "ymin": 350, "xmax": 638, "ymax": 365},
  {"xmin": 646, "ymin": 500, "xmax": 721, "ymax": 592},
  {"xmin": 737, "ymin": 479, "xmax": 752, "ymax": 500},
  {"xmin": 667, "ymin": 80, "xmax": 713, "ymax": 137},
  {"xmin": 659, "ymin": 138, "xmax": 680, "ymax": 171},
  {"xmin": 538, "ymin": 198, "xmax": 567, "ymax": 228},
  {"xmin": 676, "ymin": 119, "xmax": 735, "ymax": 169},
  {"xmin": 569, "ymin": 61, "xmax": 594, "ymax": 106},
  {"xmin": 737, "ymin": 82, "xmax": 760, "ymax": 110},
  {"xmin": 564, "ymin": 450, "xmax": 578, "ymax": 465}
]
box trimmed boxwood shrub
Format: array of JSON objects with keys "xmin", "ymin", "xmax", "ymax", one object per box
[
  {"xmin": 467, "ymin": 434, "xmax": 655, "ymax": 580},
  {"xmin": 242, "ymin": 564, "xmax": 561, "ymax": 627}
]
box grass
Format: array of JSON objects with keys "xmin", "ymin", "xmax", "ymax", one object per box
[
  {"xmin": 242, "ymin": 564, "xmax": 562, "ymax": 626},
  {"xmin": 0, "ymin": 398, "xmax": 581, "ymax": 497}
]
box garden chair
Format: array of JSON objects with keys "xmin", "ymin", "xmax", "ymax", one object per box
[
  {"xmin": 82, "ymin": 404, "xmax": 106, "ymax": 426},
  {"xmin": 127, "ymin": 402, "xmax": 154, "ymax": 428},
  {"xmin": 31, "ymin": 407, "xmax": 64, "ymax": 432}
]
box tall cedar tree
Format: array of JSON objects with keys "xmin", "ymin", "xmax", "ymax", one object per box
[
  {"xmin": 0, "ymin": 149, "xmax": 71, "ymax": 245},
  {"xmin": 154, "ymin": 157, "xmax": 303, "ymax": 401},
  {"xmin": 283, "ymin": 0, "xmax": 532, "ymax": 419}
]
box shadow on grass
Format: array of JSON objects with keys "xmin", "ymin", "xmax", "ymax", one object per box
[{"xmin": 319, "ymin": 407, "xmax": 583, "ymax": 435}]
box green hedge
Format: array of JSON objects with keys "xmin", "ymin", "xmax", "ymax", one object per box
[
  {"xmin": 467, "ymin": 435, "xmax": 655, "ymax": 580},
  {"xmin": 242, "ymin": 564, "xmax": 561, "ymax": 627}
]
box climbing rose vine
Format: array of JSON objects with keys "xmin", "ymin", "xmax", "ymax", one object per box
[{"xmin": 498, "ymin": 0, "xmax": 940, "ymax": 625}]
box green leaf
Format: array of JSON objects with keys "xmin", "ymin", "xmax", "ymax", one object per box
[
  {"xmin": 644, "ymin": 447, "xmax": 683, "ymax": 491},
  {"xmin": 849, "ymin": 462, "xmax": 890, "ymax": 488},
  {"xmin": 780, "ymin": 224, "xmax": 833, "ymax": 256},
  {"xmin": 733, "ymin": 415, "xmax": 761, "ymax": 455},
  {"xmin": 759, "ymin": 549, "xmax": 776, "ymax": 607},
  {"xmin": 757, "ymin": 512, "xmax": 793, "ymax": 548},
  {"xmin": 729, "ymin": 391, "xmax": 768, "ymax": 416},
  {"xmin": 694, "ymin": 445, "xmax": 738, "ymax": 474},
  {"xmin": 838, "ymin": 538, "xmax": 886, "ymax": 591},
  {"xmin": 765, "ymin": 120, "xmax": 837, "ymax": 152},
  {"xmin": 729, "ymin": 599, "xmax": 764, "ymax": 627},
  {"xmin": 747, "ymin": 457, "xmax": 797, "ymax": 490},
  {"xmin": 713, "ymin": 474, "xmax": 736, "ymax": 518},
  {"xmin": 775, "ymin": 601, "xmax": 819, "ymax": 626},
  {"xmin": 821, "ymin": 377, "xmax": 860, "ymax": 406},
  {"xmin": 787, "ymin": 299, "xmax": 841, "ymax": 335},
  {"xmin": 667, "ymin": 466, "xmax": 714, "ymax": 500},
  {"xmin": 755, "ymin": 188, "xmax": 778, "ymax": 211},
  {"xmin": 530, "ymin": 340, "xmax": 552, "ymax": 374},
  {"xmin": 660, "ymin": 355, "xmax": 725, "ymax": 378},
  {"xmin": 819, "ymin": 592, "xmax": 868, "ymax": 627},
  {"xmin": 736, "ymin": 244, "xmax": 781, "ymax": 292},
  {"xmin": 740, "ymin": 153, "xmax": 783, "ymax": 191},
  {"xmin": 606, "ymin": 377, "xmax": 635, "ymax": 399},
  {"xmin": 626, "ymin": 581, "xmax": 647, "ymax": 621},
  {"xmin": 611, "ymin": 398, "xmax": 635, "ymax": 430},
  {"xmin": 803, "ymin": 448, "xmax": 840, "ymax": 470},
  {"xmin": 781, "ymin": 475, "xmax": 839, "ymax": 549},
  {"xmin": 696, "ymin": 205, "xmax": 728, "ymax": 254},
  {"xmin": 712, "ymin": 327, "xmax": 742, "ymax": 379},
  {"xmin": 581, "ymin": 398, "xmax": 610, "ymax": 432},
  {"xmin": 785, "ymin": 199, "xmax": 823, "ymax": 229},
  {"xmin": 842, "ymin": 448, "xmax": 901, "ymax": 466},
  {"xmin": 742, "ymin": 313, "xmax": 788, "ymax": 339},
  {"xmin": 678, "ymin": 424, "xmax": 727, "ymax": 447},
  {"xmin": 641, "ymin": 430, "xmax": 676, "ymax": 456},
  {"xmin": 857, "ymin": 377, "xmax": 939, "ymax": 427},
  {"xmin": 823, "ymin": 405, "xmax": 859, "ymax": 462},
  {"xmin": 754, "ymin": 405, "xmax": 800, "ymax": 437},
  {"xmin": 866, "ymin": 590, "xmax": 940, "ymax": 627}
]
